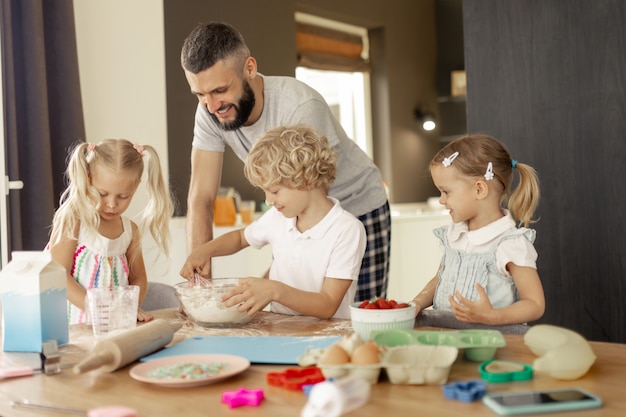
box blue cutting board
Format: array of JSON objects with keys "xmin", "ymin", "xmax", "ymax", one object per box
[{"xmin": 140, "ymin": 335, "xmax": 341, "ymax": 364}]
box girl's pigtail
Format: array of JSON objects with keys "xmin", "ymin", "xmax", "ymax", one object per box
[
  {"xmin": 140, "ymin": 145, "xmax": 173, "ymax": 257},
  {"xmin": 50, "ymin": 142, "xmax": 100, "ymax": 245},
  {"xmin": 508, "ymin": 162, "xmax": 540, "ymax": 227}
]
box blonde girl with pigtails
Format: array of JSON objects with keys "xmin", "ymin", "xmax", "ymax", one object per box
[
  {"xmin": 412, "ymin": 134, "xmax": 545, "ymax": 328},
  {"xmin": 48, "ymin": 139, "xmax": 173, "ymax": 324}
]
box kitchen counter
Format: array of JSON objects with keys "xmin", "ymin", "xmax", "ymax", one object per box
[
  {"xmin": 390, "ymin": 201, "xmax": 449, "ymax": 218},
  {"xmin": 387, "ymin": 202, "xmax": 450, "ymax": 300}
]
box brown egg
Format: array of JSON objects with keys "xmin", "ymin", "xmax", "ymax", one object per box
[
  {"xmin": 319, "ymin": 343, "xmax": 351, "ymax": 365},
  {"xmin": 351, "ymin": 341, "xmax": 380, "ymax": 365}
]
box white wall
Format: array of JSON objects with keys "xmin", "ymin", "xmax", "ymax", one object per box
[
  {"xmin": 72, "ymin": 2, "xmax": 273, "ymax": 285},
  {"xmin": 73, "ymin": 1, "xmax": 176, "ymax": 283}
]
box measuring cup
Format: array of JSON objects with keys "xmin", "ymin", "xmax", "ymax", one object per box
[{"xmin": 86, "ymin": 286, "xmax": 139, "ymax": 338}]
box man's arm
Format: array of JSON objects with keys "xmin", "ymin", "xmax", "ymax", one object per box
[{"xmin": 186, "ymin": 148, "xmax": 224, "ymax": 252}]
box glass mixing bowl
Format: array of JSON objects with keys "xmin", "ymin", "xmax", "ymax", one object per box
[{"xmin": 173, "ymin": 278, "xmax": 254, "ymax": 327}]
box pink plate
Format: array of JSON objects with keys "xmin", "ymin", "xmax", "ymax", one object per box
[{"xmin": 130, "ymin": 354, "xmax": 250, "ymax": 388}]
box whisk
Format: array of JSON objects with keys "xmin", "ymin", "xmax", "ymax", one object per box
[{"xmin": 190, "ymin": 271, "xmax": 213, "ymax": 289}]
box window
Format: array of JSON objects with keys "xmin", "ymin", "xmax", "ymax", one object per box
[
  {"xmin": 295, "ymin": 68, "xmax": 372, "ymax": 158},
  {"xmin": 295, "ymin": 13, "xmax": 373, "ymax": 158}
]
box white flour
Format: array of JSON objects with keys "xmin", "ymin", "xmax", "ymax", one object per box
[{"xmin": 177, "ymin": 286, "xmax": 248, "ymax": 324}]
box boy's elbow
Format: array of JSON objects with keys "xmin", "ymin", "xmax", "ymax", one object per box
[
  {"xmin": 317, "ymin": 308, "xmax": 337, "ymax": 320},
  {"xmin": 316, "ymin": 303, "xmax": 341, "ymax": 320}
]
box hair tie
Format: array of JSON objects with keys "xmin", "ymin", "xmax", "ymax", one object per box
[
  {"xmin": 442, "ymin": 151, "xmax": 459, "ymax": 167},
  {"xmin": 511, "ymin": 159, "xmax": 518, "ymax": 168},
  {"xmin": 133, "ymin": 144, "xmax": 145, "ymax": 156},
  {"xmin": 484, "ymin": 162, "xmax": 494, "ymax": 181},
  {"xmin": 87, "ymin": 143, "xmax": 96, "ymax": 152}
]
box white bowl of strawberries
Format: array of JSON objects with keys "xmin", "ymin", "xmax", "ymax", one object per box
[{"xmin": 349, "ymin": 298, "xmax": 416, "ymax": 341}]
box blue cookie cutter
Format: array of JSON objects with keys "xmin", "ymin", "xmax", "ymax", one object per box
[{"xmin": 442, "ymin": 380, "xmax": 487, "ymax": 402}]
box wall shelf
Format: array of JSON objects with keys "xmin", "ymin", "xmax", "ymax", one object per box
[{"xmin": 437, "ymin": 95, "xmax": 466, "ymax": 103}]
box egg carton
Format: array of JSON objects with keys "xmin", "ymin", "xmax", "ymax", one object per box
[
  {"xmin": 371, "ymin": 329, "xmax": 506, "ymax": 362},
  {"xmin": 383, "ymin": 345, "xmax": 459, "ymax": 385},
  {"xmin": 304, "ymin": 344, "xmax": 459, "ymax": 385},
  {"xmin": 317, "ymin": 363, "xmax": 383, "ymax": 385}
]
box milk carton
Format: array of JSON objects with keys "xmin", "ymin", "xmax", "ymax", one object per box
[{"xmin": 0, "ymin": 251, "xmax": 69, "ymax": 352}]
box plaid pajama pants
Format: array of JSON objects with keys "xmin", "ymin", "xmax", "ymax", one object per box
[{"xmin": 356, "ymin": 201, "xmax": 391, "ymax": 301}]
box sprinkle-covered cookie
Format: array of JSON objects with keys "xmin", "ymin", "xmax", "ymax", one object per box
[{"xmin": 147, "ymin": 362, "xmax": 227, "ymax": 380}]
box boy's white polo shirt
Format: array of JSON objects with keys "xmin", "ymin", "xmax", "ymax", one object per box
[{"xmin": 244, "ymin": 197, "xmax": 366, "ymax": 319}]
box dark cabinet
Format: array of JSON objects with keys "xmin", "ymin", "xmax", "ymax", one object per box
[
  {"xmin": 463, "ymin": 0, "xmax": 626, "ymax": 343},
  {"xmin": 436, "ymin": 0, "xmax": 466, "ymax": 144}
]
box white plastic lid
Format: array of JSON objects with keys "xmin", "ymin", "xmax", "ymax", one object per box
[{"xmin": 301, "ymin": 381, "xmax": 345, "ymax": 417}]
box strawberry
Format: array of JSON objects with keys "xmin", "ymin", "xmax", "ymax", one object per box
[{"xmin": 375, "ymin": 298, "xmax": 391, "ymax": 309}]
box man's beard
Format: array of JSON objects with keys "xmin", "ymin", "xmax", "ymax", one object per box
[{"xmin": 210, "ymin": 80, "xmax": 256, "ymax": 131}]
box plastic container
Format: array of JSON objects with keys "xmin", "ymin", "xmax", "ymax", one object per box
[
  {"xmin": 383, "ymin": 345, "xmax": 459, "ymax": 385},
  {"xmin": 312, "ymin": 343, "xmax": 460, "ymax": 386},
  {"xmin": 349, "ymin": 302, "xmax": 416, "ymax": 341},
  {"xmin": 301, "ymin": 376, "xmax": 370, "ymax": 417},
  {"xmin": 523, "ymin": 324, "xmax": 596, "ymax": 380},
  {"xmin": 371, "ymin": 328, "xmax": 505, "ymax": 361}
]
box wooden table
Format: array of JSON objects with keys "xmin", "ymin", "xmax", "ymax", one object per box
[{"xmin": 0, "ymin": 309, "xmax": 625, "ymax": 416}]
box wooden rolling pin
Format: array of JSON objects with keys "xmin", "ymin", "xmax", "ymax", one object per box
[{"xmin": 73, "ymin": 319, "xmax": 182, "ymax": 374}]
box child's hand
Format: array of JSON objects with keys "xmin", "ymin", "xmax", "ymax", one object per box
[
  {"xmin": 179, "ymin": 251, "xmax": 211, "ymax": 280},
  {"xmin": 222, "ymin": 278, "xmax": 271, "ymax": 316},
  {"xmin": 448, "ymin": 284, "xmax": 494, "ymax": 324},
  {"xmin": 137, "ymin": 308, "xmax": 154, "ymax": 322}
]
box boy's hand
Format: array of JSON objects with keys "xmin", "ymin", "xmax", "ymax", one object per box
[
  {"xmin": 180, "ymin": 249, "xmax": 211, "ymax": 279},
  {"xmin": 222, "ymin": 278, "xmax": 271, "ymax": 316}
]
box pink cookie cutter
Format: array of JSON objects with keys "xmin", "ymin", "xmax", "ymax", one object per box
[{"xmin": 221, "ymin": 388, "xmax": 264, "ymax": 408}]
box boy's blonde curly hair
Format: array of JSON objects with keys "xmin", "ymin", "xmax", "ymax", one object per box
[{"xmin": 244, "ymin": 125, "xmax": 337, "ymax": 191}]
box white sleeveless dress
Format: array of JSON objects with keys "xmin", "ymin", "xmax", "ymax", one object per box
[{"xmin": 67, "ymin": 216, "xmax": 132, "ymax": 324}]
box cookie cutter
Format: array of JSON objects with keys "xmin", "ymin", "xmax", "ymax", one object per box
[
  {"xmin": 41, "ymin": 340, "xmax": 62, "ymax": 375},
  {"xmin": 221, "ymin": 388, "xmax": 264, "ymax": 408},
  {"xmin": 266, "ymin": 367, "xmax": 325, "ymax": 391},
  {"xmin": 442, "ymin": 380, "xmax": 487, "ymax": 402},
  {"xmin": 479, "ymin": 360, "xmax": 533, "ymax": 383}
]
